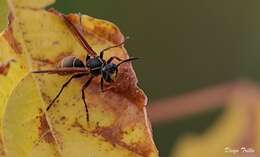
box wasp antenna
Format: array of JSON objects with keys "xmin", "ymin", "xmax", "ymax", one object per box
[
  {"xmin": 116, "ymin": 57, "xmax": 139, "ymax": 67},
  {"xmin": 100, "ymin": 37, "xmax": 130, "ymax": 55}
]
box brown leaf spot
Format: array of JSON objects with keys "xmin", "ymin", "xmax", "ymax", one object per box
[
  {"xmin": 38, "ymin": 114, "xmax": 55, "ymax": 144},
  {"xmin": 3, "ymin": 14, "xmax": 22, "ymax": 54},
  {"xmin": 52, "ymin": 41, "xmax": 60, "ymax": 45},
  {"xmin": 71, "ymin": 120, "xmax": 152, "ymax": 157},
  {"xmin": 92, "ymin": 126, "xmax": 152, "ymax": 157},
  {"xmin": 71, "ymin": 119, "xmax": 86, "ymax": 134},
  {"xmin": 60, "ymin": 116, "xmax": 66, "ymax": 121},
  {"xmin": 40, "ymin": 90, "xmax": 52, "ymax": 104},
  {"xmin": 0, "ymin": 62, "xmax": 10, "ymax": 76}
]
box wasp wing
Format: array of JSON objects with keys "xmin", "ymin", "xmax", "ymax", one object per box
[
  {"xmin": 49, "ymin": 8, "xmax": 97, "ymax": 56},
  {"xmin": 32, "ymin": 67, "xmax": 89, "ymax": 74}
]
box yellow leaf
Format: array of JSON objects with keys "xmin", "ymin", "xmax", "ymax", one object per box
[
  {"xmin": 9, "ymin": 0, "xmax": 55, "ymax": 9},
  {"xmin": 0, "ymin": 0, "xmax": 158, "ymax": 157},
  {"xmin": 0, "ymin": 0, "xmax": 8, "ymax": 32},
  {"xmin": 0, "ymin": 35, "xmax": 28, "ymax": 156},
  {"xmin": 170, "ymin": 96, "xmax": 260, "ymax": 157},
  {"xmin": 0, "ymin": 2, "xmax": 29, "ymax": 155}
]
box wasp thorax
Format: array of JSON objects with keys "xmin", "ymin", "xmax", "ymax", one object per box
[
  {"xmin": 60, "ymin": 56, "xmax": 85, "ymax": 68},
  {"xmin": 101, "ymin": 63, "xmax": 117, "ymax": 82},
  {"xmin": 86, "ymin": 57, "xmax": 104, "ymax": 76}
]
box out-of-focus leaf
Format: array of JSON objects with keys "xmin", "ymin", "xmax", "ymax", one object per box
[
  {"xmin": 0, "ymin": 1, "xmax": 29, "ymax": 155},
  {"xmin": 10, "ymin": 0, "xmax": 55, "ymax": 8},
  {"xmin": 0, "ymin": 0, "xmax": 8, "ymax": 32},
  {"xmin": 0, "ymin": 0, "xmax": 158, "ymax": 157},
  {"xmin": 256, "ymin": 104, "xmax": 260, "ymax": 154},
  {"xmin": 170, "ymin": 94, "xmax": 260, "ymax": 157},
  {"xmin": 0, "ymin": 35, "xmax": 28, "ymax": 156}
]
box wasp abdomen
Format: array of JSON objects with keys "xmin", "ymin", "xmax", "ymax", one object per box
[{"xmin": 61, "ymin": 56, "xmax": 85, "ymax": 68}]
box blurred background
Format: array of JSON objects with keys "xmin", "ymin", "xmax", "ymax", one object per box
[{"xmin": 52, "ymin": 1, "xmax": 260, "ymax": 157}]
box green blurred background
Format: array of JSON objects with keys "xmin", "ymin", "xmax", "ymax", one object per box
[{"xmin": 52, "ymin": 1, "xmax": 260, "ymax": 157}]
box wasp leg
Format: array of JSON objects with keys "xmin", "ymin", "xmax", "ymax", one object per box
[
  {"xmin": 100, "ymin": 77, "xmax": 104, "ymax": 92},
  {"xmin": 81, "ymin": 76, "xmax": 94, "ymax": 122},
  {"xmin": 47, "ymin": 73, "xmax": 87, "ymax": 111}
]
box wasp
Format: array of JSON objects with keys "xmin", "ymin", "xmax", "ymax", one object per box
[{"xmin": 33, "ymin": 9, "xmax": 138, "ymax": 122}]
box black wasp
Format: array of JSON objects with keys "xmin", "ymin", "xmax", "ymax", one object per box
[{"xmin": 33, "ymin": 9, "xmax": 138, "ymax": 122}]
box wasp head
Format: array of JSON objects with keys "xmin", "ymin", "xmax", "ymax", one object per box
[{"xmin": 101, "ymin": 63, "xmax": 118, "ymax": 83}]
